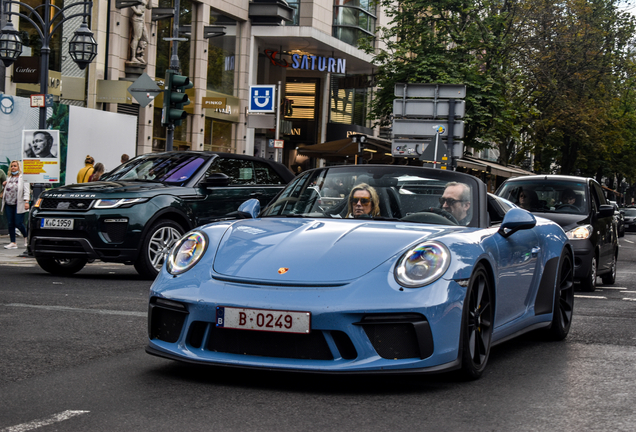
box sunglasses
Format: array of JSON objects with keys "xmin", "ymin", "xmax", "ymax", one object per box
[
  {"xmin": 439, "ymin": 197, "xmax": 465, "ymax": 206},
  {"xmin": 351, "ymin": 197, "xmax": 372, "ymax": 205}
]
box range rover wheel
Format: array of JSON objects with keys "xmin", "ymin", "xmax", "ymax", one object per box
[
  {"xmin": 580, "ymin": 256, "xmax": 597, "ymax": 292},
  {"xmin": 36, "ymin": 257, "xmax": 88, "ymax": 276},
  {"xmin": 135, "ymin": 219, "xmax": 184, "ymax": 279}
]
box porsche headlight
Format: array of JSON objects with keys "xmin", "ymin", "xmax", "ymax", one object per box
[
  {"xmin": 395, "ymin": 241, "xmax": 450, "ymax": 288},
  {"xmin": 94, "ymin": 198, "xmax": 148, "ymax": 209},
  {"xmin": 566, "ymin": 225, "xmax": 593, "ymax": 240},
  {"xmin": 167, "ymin": 231, "xmax": 208, "ymax": 275}
]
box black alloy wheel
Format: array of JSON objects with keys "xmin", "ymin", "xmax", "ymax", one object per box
[
  {"xmin": 460, "ymin": 264, "xmax": 494, "ymax": 380},
  {"xmin": 545, "ymin": 250, "xmax": 575, "ymax": 341}
]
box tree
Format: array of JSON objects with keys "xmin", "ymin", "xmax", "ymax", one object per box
[{"xmin": 369, "ymin": 0, "xmax": 636, "ymax": 182}]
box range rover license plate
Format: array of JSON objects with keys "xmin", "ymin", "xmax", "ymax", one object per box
[
  {"xmin": 41, "ymin": 218, "xmax": 74, "ymax": 230},
  {"xmin": 216, "ymin": 306, "xmax": 310, "ymax": 334}
]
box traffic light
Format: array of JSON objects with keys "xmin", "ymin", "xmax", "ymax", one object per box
[{"xmin": 161, "ymin": 69, "xmax": 193, "ymax": 127}]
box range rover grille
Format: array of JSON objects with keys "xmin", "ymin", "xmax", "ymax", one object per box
[{"xmin": 40, "ymin": 198, "xmax": 94, "ymax": 211}]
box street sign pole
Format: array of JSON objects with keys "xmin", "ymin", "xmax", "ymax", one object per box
[
  {"xmin": 447, "ymin": 99, "xmax": 456, "ymax": 169},
  {"xmin": 275, "ymin": 81, "xmax": 282, "ymax": 163}
]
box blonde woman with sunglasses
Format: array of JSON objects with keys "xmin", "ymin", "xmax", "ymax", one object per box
[
  {"xmin": 346, "ymin": 183, "xmax": 380, "ymax": 218},
  {"xmin": 1, "ymin": 160, "xmax": 30, "ymax": 249}
]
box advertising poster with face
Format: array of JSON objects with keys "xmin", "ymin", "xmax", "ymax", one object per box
[{"xmin": 22, "ymin": 129, "xmax": 60, "ymax": 183}]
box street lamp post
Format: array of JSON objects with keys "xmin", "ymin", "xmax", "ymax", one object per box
[{"xmin": 0, "ymin": 0, "xmax": 97, "ymax": 128}]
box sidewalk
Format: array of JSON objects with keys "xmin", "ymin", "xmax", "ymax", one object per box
[{"xmin": 0, "ymin": 234, "xmax": 35, "ymax": 265}]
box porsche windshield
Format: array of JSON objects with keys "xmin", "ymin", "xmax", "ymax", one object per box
[
  {"xmin": 262, "ymin": 166, "xmax": 477, "ymax": 226},
  {"xmin": 102, "ymin": 154, "xmax": 207, "ymax": 185}
]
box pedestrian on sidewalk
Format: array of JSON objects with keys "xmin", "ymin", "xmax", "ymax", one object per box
[
  {"xmin": 1, "ymin": 160, "xmax": 30, "ymax": 249},
  {"xmin": 77, "ymin": 155, "xmax": 95, "ymax": 183},
  {"xmin": 89, "ymin": 162, "xmax": 105, "ymax": 181}
]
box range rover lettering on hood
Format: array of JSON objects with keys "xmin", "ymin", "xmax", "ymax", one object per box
[{"xmin": 46, "ymin": 193, "xmax": 97, "ymax": 198}]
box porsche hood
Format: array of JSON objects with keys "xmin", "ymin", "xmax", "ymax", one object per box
[{"xmin": 212, "ymin": 218, "xmax": 448, "ymax": 283}]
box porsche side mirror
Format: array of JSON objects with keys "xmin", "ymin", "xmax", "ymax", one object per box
[
  {"xmin": 498, "ymin": 208, "xmax": 537, "ymax": 238},
  {"xmin": 237, "ymin": 198, "xmax": 261, "ymax": 219}
]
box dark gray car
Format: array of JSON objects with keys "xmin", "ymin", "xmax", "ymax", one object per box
[
  {"xmin": 496, "ymin": 175, "xmax": 617, "ymax": 292},
  {"xmin": 29, "ymin": 151, "xmax": 294, "ymax": 279}
]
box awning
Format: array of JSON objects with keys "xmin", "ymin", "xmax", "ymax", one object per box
[
  {"xmin": 461, "ymin": 156, "xmax": 533, "ymax": 178},
  {"xmin": 457, "ymin": 158, "xmax": 489, "ymax": 172},
  {"xmin": 297, "ymin": 135, "xmax": 393, "ymax": 163}
]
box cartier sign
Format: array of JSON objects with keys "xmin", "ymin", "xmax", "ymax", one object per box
[{"xmin": 13, "ymin": 57, "xmax": 40, "ymax": 84}]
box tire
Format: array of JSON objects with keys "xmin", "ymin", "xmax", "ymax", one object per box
[
  {"xmin": 36, "ymin": 257, "xmax": 88, "ymax": 276},
  {"xmin": 579, "ymin": 256, "xmax": 597, "ymax": 292},
  {"xmin": 135, "ymin": 219, "xmax": 185, "ymax": 280},
  {"xmin": 545, "ymin": 250, "xmax": 574, "ymax": 341},
  {"xmin": 459, "ymin": 264, "xmax": 494, "ymax": 380},
  {"xmin": 601, "ymin": 253, "xmax": 617, "ymax": 285}
]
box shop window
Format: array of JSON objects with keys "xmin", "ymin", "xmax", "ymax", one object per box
[
  {"xmin": 329, "ymin": 75, "xmax": 369, "ymax": 127},
  {"xmin": 207, "ymin": 11, "xmax": 238, "ymax": 95},
  {"xmin": 204, "ymin": 118, "xmax": 233, "ymax": 152}
]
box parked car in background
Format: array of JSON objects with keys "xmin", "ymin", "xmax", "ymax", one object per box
[
  {"xmin": 147, "ymin": 164, "xmax": 574, "ymax": 379},
  {"xmin": 496, "ymin": 175, "xmax": 617, "ymax": 292},
  {"xmin": 623, "ymin": 207, "xmax": 636, "ymax": 231},
  {"xmin": 28, "ymin": 152, "xmax": 294, "ymax": 279}
]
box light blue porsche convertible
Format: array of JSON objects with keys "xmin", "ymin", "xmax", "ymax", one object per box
[{"xmin": 146, "ymin": 165, "xmax": 574, "ymax": 379}]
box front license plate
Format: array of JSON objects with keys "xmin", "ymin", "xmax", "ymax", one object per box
[
  {"xmin": 216, "ymin": 306, "xmax": 311, "ymax": 334},
  {"xmin": 40, "ymin": 218, "xmax": 74, "ymax": 230}
]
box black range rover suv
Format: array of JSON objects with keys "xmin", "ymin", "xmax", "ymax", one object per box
[{"xmin": 29, "ymin": 151, "xmax": 294, "ymax": 278}]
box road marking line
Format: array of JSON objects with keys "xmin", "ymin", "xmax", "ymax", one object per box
[
  {"xmin": 623, "ymin": 298, "xmax": 636, "ymax": 302},
  {"xmin": 1, "ymin": 410, "xmax": 89, "ymax": 432},
  {"xmin": 597, "ymin": 287, "xmax": 629, "ymax": 290},
  {"xmin": 622, "ymin": 239, "xmax": 634, "ymax": 244},
  {"xmin": 620, "ymin": 291, "xmax": 636, "ymax": 293},
  {"xmin": 3, "ymin": 303, "xmax": 145, "ymax": 317},
  {"xmin": 574, "ymin": 295, "xmax": 607, "ymax": 299}
]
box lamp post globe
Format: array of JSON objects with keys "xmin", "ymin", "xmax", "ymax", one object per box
[
  {"xmin": 68, "ymin": 23, "xmax": 97, "ymax": 70},
  {"xmin": 0, "ymin": 21, "xmax": 22, "ymax": 67}
]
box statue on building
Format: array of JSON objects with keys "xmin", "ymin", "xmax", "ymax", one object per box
[{"xmin": 129, "ymin": 0, "xmax": 151, "ymax": 64}]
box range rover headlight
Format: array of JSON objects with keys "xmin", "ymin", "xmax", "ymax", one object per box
[
  {"xmin": 394, "ymin": 241, "xmax": 450, "ymax": 288},
  {"xmin": 94, "ymin": 198, "xmax": 148, "ymax": 209},
  {"xmin": 566, "ymin": 224, "xmax": 593, "ymax": 240},
  {"xmin": 167, "ymin": 231, "xmax": 208, "ymax": 275}
]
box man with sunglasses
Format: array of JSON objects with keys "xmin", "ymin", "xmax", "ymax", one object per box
[
  {"xmin": 347, "ymin": 183, "xmax": 380, "ymax": 218},
  {"xmin": 440, "ymin": 181, "xmax": 472, "ymax": 225}
]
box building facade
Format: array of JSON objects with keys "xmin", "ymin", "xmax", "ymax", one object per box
[{"xmin": 1, "ymin": 0, "xmax": 387, "ymax": 173}]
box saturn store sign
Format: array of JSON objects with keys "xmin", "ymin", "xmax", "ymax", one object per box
[{"xmin": 264, "ymin": 49, "xmax": 347, "ymax": 74}]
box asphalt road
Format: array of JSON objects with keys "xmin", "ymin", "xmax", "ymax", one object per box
[{"xmin": 1, "ymin": 234, "xmax": 635, "ymax": 431}]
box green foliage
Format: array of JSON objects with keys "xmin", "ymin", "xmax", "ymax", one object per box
[{"xmin": 369, "ymin": 0, "xmax": 636, "ymax": 183}]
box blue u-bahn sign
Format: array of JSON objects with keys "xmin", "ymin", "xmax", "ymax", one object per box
[{"xmin": 249, "ymin": 85, "xmax": 276, "ymax": 113}]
